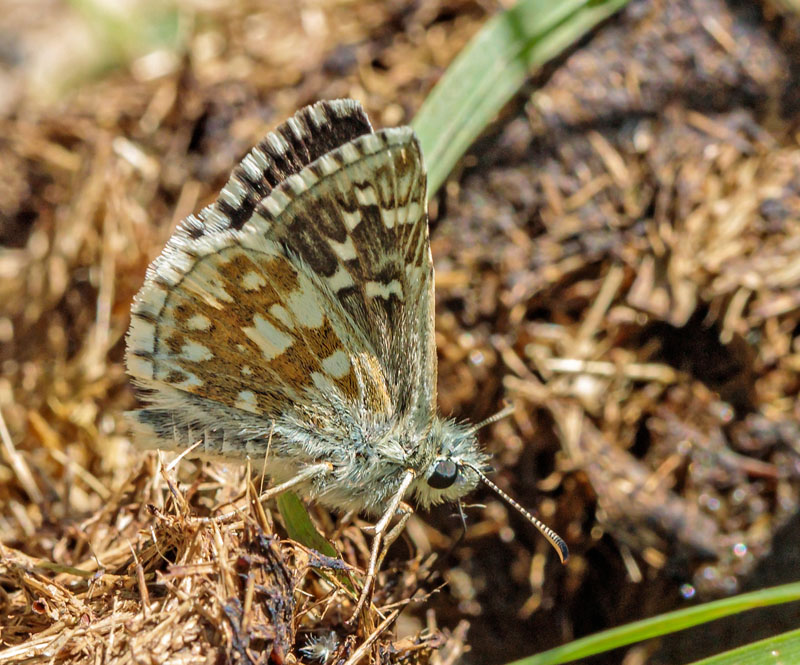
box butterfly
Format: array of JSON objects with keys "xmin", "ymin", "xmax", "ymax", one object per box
[{"xmin": 125, "ymin": 99, "xmax": 566, "ymax": 618}]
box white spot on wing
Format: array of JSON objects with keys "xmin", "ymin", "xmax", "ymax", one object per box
[
  {"xmin": 127, "ymin": 317, "xmax": 156, "ymax": 353},
  {"xmin": 285, "ymin": 173, "xmax": 306, "ymax": 195},
  {"xmin": 405, "ymin": 201, "xmax": 422, "ymax": 225},
  {"xmin": 317, "ymin": 154, "xmax": 339, "ymax": 176},
  {"xmin": 269, "ymin": 304, "xmax": 293, "ymax": 328},
  {"xmin": 127, "ymin": 354, "xmax": 153, "ymax": 379},
  {"xmin": 133, "ymin": 284, "xmax": 167, "ymax": 318},
  {"xmin": 250, "ymin": 147, "xmax": 269, "ymax": 170},
  {"xmin": 299, "ymin": 168, "xmax": 320, "ymax": 188},
  {"xmin": 355, "ymin": 184, "xmax": 379, "ymax": 206},
  {"xmin": 328, "ymin": 235, "xmax": 357, "ymax": 261},
  {"xmin": 286, "ymin": 117, "xmax": 306, "ymax": 141},
  {"xmin": 187, "ymin": 314, "xmax": 211, "ymax": 330},
  {"xmin": 308, "ymin": 105, "xmax": 327, "ymax": 127},
  {"xmin": 311, "ymin": 371, "xmax": 333, "ymax": 393},
  {"xmin": 342, "ymin": 209, "xmax": 362, "ymax": 231},
  {"xmin": 264, "ymin": 189, "xmax": 291, "ymax": 217},
  {"xmin": 360, "ymin": 133, "xmax": 383, "ymax": 152},
  {"xmin": 405, "ymin": 265, "xmax": 423, "ymax": 284},
  {"xmin": 173, "ymin": 372, "xmax": 204, "ymax": 389},
  {"xmin": 181, "ymin": 340, "xmax": 214, "ymax": 362},
  {"xmin": 267, "ymin": 132, "xmax": 289, "ymax": 154},
  {"xmin": 326, "ymin": 264, "xmax": 355, "ymax": 292},
  {"xmin": 285, "ymin": 287, "xmax": 324, "ymax": 328},
  {"xmin": 241, "ymin": 154, "xmax": 262, "ymax": 180},
  {"xmin": 243, "ymin": 314, "xmax": 293, "ymax": 360},
  {"xmin": 321, "ymin": 350, "xmax": 351, "ymax": 378},
  {"xmin": 235, "ymin": 390, "xmax": 259, "ymax": 413},
  {"xmin": 340, "ymin": 143, "xmax": 360, "ymax": 163},
  {"xmin": 365, "ymin": 280, "xmax": 403, "ymax": 300},
  {"xmin": 242, "ymin": 271, "xmax": 267, "ymax": 290},
  {"xmin": 220, "ymin": 177, "xmax": 247, "ymax": 206},
  {"xmin": 203, "ymin": 207, "xmax": 230, "ymax": 229},
  {"xmin": 245, "ymin": 211, "xmax": 271, "ymax": 234},
  {"xmin": 157, "ymin": 262, "xmax": 182, "ymax": 286},
  {"xmin": 380, "ymin": 205, "xmax": 397, "ymax": 229}
]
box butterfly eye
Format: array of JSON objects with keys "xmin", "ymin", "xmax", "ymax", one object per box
[{"xmin": 427, "ymin": 459, "xmax": 458, "ymax": 489}]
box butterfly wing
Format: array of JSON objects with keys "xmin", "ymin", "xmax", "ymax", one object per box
[
  {"xmin": 265, "ymin": 124, "xmax": 436, "ymax": 422},
  {"xmin": 126, "ymin": 100, "xmax": 436, "ymax": 463}
]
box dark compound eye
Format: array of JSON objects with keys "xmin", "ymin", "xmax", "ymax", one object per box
[{"xmin": 427, "ymin": 459, "xmax": 458, "ymax": 489}]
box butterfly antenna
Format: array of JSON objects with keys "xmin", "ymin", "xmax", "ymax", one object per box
[
  {"xmin": 463, "ymin": 462, "xmax": 569, "ymax": 563},
  {"xmin": 465, "ymin": 402, "xmax": 516, "ymax": 435}
]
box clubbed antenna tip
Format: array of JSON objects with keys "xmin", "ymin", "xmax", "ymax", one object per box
[{"xmin": 464, "ymin": 462, "xmax": 569, "ymax": 564}]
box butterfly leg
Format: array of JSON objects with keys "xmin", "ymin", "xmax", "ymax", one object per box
[
  {"xmin": 204, "ymin": 462, "xmax": 332, "ymax": 524},
  {"xmin": 257, "ymin": 462, "xmax": 332, "ymax": 503},
  {"xmin": 373, "ymin": 500, "xmax": 413, "ymax": 571},
  {"xmin": 347, "ymin": 470, "xmax": 415, "ymax": 626}
]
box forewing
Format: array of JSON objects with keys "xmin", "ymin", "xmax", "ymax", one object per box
[{"xmin": 263, "ymin": 128, "xmax": 436, "ymax": 421}]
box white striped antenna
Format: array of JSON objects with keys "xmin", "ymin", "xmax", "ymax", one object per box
[{"xmin": 463, "ymin": 462, "xmax": 569, "ymax": 564}]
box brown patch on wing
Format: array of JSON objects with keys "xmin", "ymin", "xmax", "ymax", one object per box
[{"xmin": 142, "ymin": 245, "xmax": 389, "ymax": 417}]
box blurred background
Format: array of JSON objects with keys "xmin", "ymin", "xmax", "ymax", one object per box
[{"xmin": 2, "ymin": 1, "xmax": 800, "ymax": 663}]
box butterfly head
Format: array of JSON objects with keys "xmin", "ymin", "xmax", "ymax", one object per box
[
  {"xmin": 410, "ymin": 407, "xmax": 570, "ymax": 564},
  {"xmin": 411, "ymin": 417, "xmax": 489, "ymax": 508}
]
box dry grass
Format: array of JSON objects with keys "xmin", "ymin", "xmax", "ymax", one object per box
[
  {"xmin": 0, "ymin": 454, "xmax": 465, "ymax": 664},
  {"xmin": 0, "ymin": 1, "xmax": 483, "ymax": 662}
]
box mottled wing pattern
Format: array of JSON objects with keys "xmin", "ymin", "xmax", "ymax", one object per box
[
  {"xmin": 125, "ymin": 100, "xmax": 436, "ymax": 460},
  {"xmin": 265, "ymin": 127, "xmax": 435, "ymax": 420}
]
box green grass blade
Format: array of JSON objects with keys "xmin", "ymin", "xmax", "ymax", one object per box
[
  {"xmin": 688, "ymin": 627, "xmax": 800, "ymax": 665},
  {"xmin": 508, "ymin": 582, "xmax": 800, "ymax": 665},
  {"xmin": 276, "ymin": 491, "xmax": 338, "ymax": 558},
  {"xmin": 276, "ymin": 491, "xmax": 357, "ymax": 594},
  {"xmin": 413, "ymin": 0, "xmax": 631, "ymax": 196}
]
